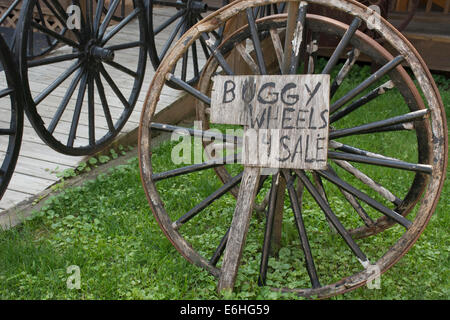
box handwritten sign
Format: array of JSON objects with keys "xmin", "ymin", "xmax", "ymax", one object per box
[{"xmin": 211, "ymin": 75, "xmax": 330, "ymax": 170}]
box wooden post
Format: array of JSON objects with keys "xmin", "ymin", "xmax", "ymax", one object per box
[{"xmin": 218, "ymin": 167, "xmax": 261, "ymax": 292}]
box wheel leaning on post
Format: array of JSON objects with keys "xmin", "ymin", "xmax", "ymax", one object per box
[
  {"xmin": 16, "ymin": 0, "xmax": 148, "ymax": 156},
  {"xmin": 139, "ymin": 0, "xmax": 447, "ymax": 298},
  {"xmin": 0, "ymin": 33, "xmax": 23, "ymax": 200}
]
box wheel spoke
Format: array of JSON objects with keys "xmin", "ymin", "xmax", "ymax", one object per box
[
  {"xmin": 0, "ymin": 87, "xmax": 14, "ymax": 99},
  {"xmin": 200, "ymin": 33, "xmax": 234, "ymax": 76},
  {"xmin": 93, "ymin": 0, "xmax": 105, "ymax": 35},
  {"xmin": 327, "ymin": 165, "xmax": 374, "ymax": 227},
  {"xmin": 246, "ymin": 8, "xmax": 266, "ymax": 75},
  {"xmin": 287, "ymin": 2, "xmax": 308, "ymax": 75},
  {"xmin": 48, "ymin": 66, "xmax": 84, "ymax": 134},
  {"xmin": 152, "ymin": 154, "xmax": 240, "ymax": 182},
  {"xmin": 306, "ymin": 32, "xmax": 319, "ymax": 74},
  {"xmin": 154, "ymin": 9, "xmax": 186, "ymax": 35},
  {"xmin": 101, "ymin": 8, "xmax": 141, "ymax": 45},
  {"xmin": 0, "ymin": 128, "xmax": 15, "ymax": 136},
  {"xmin": 328, "ymin": 150, "xmax": 432, "ymax": 174},
  {"xmin": 34, "ymin": 60, "xmax": 83, "ymax": 105},
  {"xmin": 150, "ymin": 122, "xmax": 242, "ymax": 145},
  {"xmin": 158, "ymin": 17, "xmax": 185, "ymax": 61},
  {"xmin": 333, "ymin": 160, "xmax": 402, "ymax": 206},
  {"xmin": 103, "ymin": 60, "xmax": 138, "ymax": 78},
  {"xmin": 330, "ymin": 80, "xmax": 395, "ymax": 123},
  {"xmin": 99, "ymin": 63, "xmax": 130, "ymax": 109},
  {"xmin": 258, "ymin": 173, "xmax": 281, "ymax": 286},
  {"xmin": 94, "ymin": 72, "xmax": 115, "ymax": 134},
  {"xmin": 331, "ymin": 56, "xmax": 405, "ymax": 113},
  {"xmin": 98, "ymin": 0, "xmax": 121, "ymax": 39},
  {"xmin": 172, "ymin": 172, "xmax": 244, "ymax": 230},
  {"xmin": 317, "ymin": 169, "xmax": 412, "ymax": 229},
  {"xmin": 283, "ymin": 170, "xmax": 321, "ymax": 288},
  {"xmin": 329, "ymin": 140, "xmax": 398, "ymax": 162},
  {"xmin": 295, "ymin": 170, "xmax": 369, "ymax": 263},
  {"xmin": 269, "ymin": 28, "xmax": 284, "ymax": 72},
  {"xmin": 166, "ymin": 74, "xmax": 211, "ymax": 105},
  {"xmin": 322, "ymin": 17, "xmax": 362, "ymax": 75},
  {"xmin": 210, "ymin": 228, "xmax": 230, "ymax": 266},
  {"xmin": 28, "ymin": 52, "xmax": 83, "ymax": 68},
  {"xmin": 67, "ymin": 69, "xmax": 88, "ymax": 147},
  {"xmin": 30, "ymin": 21, "xmax": 78, "ymax": 48},
  {"xmin": 87, "ymin": 71, "xmax": 95, "ymax": 146},
  {"xmin": 330, "ymin": 109, "xmax": 429, "ymax": 139},
  {"xmin": 105, "ymin": 41, "xmax": 145, "ymax": 51},
  {"xmin": 330, "ymin": 49, "xmax": 360, "ymax": 98}
]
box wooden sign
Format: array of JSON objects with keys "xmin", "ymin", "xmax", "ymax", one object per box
[{"xmin": 211, "ymin": 75, "xmax": 330, "ymax": 170}]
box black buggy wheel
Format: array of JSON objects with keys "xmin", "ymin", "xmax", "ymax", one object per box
[
  {"xmin": 17, "ymin": 0, "xmax": 147, "ymax": 156},
  {"xmin": 139, "ymin": 0, "xmax": 447, "ymax": 298},
  {"xmin": 147, "ymin": 0, "xmax": 230, "ymax": 88},
  {"xmin": 0, "ymin": 33, "xmax": 23, "ymax": 200}
]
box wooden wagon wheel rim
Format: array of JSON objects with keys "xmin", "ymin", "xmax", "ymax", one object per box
[
  {"xmin": 0, "ymin": 33, "xmax": 23, "ymax": 200},
  {"xmin": 196, "ymin": 13, "xmax": 432, "ymax": 239},
  {"xmin": 139, "ymin": 0, "xmax": 447, "ymax": 298},
  {"xmin": 16, "ymin": 0, "xmax": 148, "ymax": 156}
]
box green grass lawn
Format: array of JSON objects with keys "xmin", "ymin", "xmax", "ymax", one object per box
[{"xmin": 0, "ymin": 62, "xmax": 448, "ymax": 300}]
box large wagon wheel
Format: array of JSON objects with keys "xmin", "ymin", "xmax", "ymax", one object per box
[
  {"xmin": 0, "ymin": 33, "xmax": 23, "ymax": 200},
  {"xmin": 139, "ymin": 0, "xmax": 447, "ymax": 298},
  {"xmin": 16, "ymin": 0, "xmax": 147, "ymax": 156}
]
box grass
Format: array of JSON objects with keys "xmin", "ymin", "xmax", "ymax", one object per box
[{"xmin": 0, "ymin": 61, "xmax": 448, "ymax": 300}]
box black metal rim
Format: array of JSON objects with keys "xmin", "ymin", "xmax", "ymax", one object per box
[{"xmin": 0, "ymin": 32, "xmax": 23, "ymax": 200}]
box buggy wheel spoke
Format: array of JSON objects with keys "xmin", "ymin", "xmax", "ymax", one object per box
[
  {"xmin": 158, "ymin": 17, "xmax": 185, "ymax": 61},
  {"xmin": 48, "ymin": 67, "xmax": 84, "ymax": 134},
  {"xmin": 98, "ymin": 0, "xmax": 122, "ymax": 39},
  {"xmin": 269, "ymin": 28, "xmax": 284, "ymax": 72},
  {"xmin": 333, "ymin": 160, "xmax": 402, "ymax": 206},
  {"xmin": 322, "ymin": 17, "xmax": 361, "ymax": 75},
  {"xmin": 152, "ymin": 154, "xmax": 240, "ymax": 182},
  {"xmin": 0, "ymin": 87, "xmax": 14, "ymax": 99},
  {"xmin": 331, "ymin": 56, "xmax": 405, "ymax": 113},
  {"xmin": 103, "ymin": 60, "xmax": 139, "ymax": 78},
  {"xmin": 172, "ymin": 172, "xmax": 244, "ymax": 230},
  {"xmin": 94, "ymin": 72, "xmax": 116, "ymax": 134},
  {"xmin": 330, "ymin": 49, "xmax": 360, "ymax": 98},
  {"xmin": 34, "ymin": 60, "xmax": 83, "ymax": 105},
  {"xmin": 99, "ymin": 63, "xmax": 131, "ymax": 109},
  {"xmin": 67, "ymin": 69, "xmax": 88, "ymax": 147},
  {"xmin": 317, "ymin": 170, "xmax": 412, "ymax": 229},
  {"xmin": 101, "ymin": 8, "xmax": 141, "ymax": 45},
  {"xmin": 295, "ymin": 170, "xmax": 369, "ymax": 263},
  {"xmin": 330, "ymin": 109, "xmax": 429, "ymax": 139},
  {"xmin": 283, "ymin": 170, "xmax": 321, "ymax": 288},
  {"xmin": 105, "ymin": 41, "xmax": 145, "ymax": 51},
  {"xmin": 330, "ymin": 80, "xmax": 395, "ymax": 123},
  {"xmin": 287, "ymin": 2, "xmax": 308, "ymax": 75},
  {"xmin": 328, "ymin": 151, "xmax": 432, "ymax": 174},
  {"xmin": 200, "ymin": 33, "xmax": 234, "ymax": 76},
  {"xmin": 210, "ymin": 228, "xmax": 230, "ymax": 266},
  {"xmin": 87, "ymin": 71, "xmax": 95, "ymax": 146},
  {"xmin": 306, "ymin": 32, "xmax": 320, "ymax": 74},
  {"xmin": 93, "ymin": 0, "xmax": 105, "ymax": 35},
  {"xmin": 166, "ymin": 74, "xmax": 211, "ymax": 105},
  {"xmin": 246, "ymin": 8, "xmax": 267, "ymax": 75},
  {"xmin": 30, "ymin": 21, "xmax": 78, "ymax": 48},
  {"xmin": 258, "ymin": 173, "xmax": 281, "ymax": 286},
  {"xmin": 154, "ymin": 9, "xmax": 186, "ymax": 35},
  {"xmin": 28, "ymin": 52, "xmax": 83, "ymax": 68}
]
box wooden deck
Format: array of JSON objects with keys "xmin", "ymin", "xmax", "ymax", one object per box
[{"xmin": 0, "ymin": 6, "xmax": 204, "ymax": 212}]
